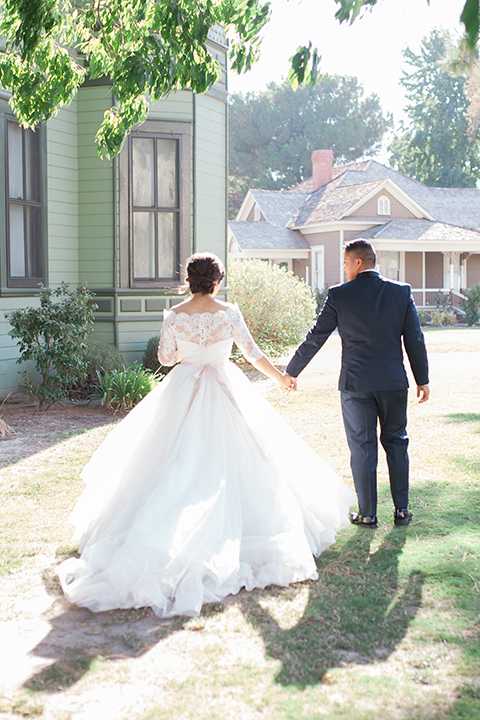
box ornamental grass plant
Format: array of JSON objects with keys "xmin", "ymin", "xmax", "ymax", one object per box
[{"xmin": 89, "ymin": 365, "xmax": 163, "ymax": 411}]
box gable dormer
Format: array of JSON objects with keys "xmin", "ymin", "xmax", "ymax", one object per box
[
  {"xmin": 234, "ymin": 190, "xmax": 266, "ymax": 222},
  {"xmin": 246, "ymin": 203, "xmax": 266, "ymax": 222},
  {"xmin": 345, "ymin": 179, "xmax": 433, "ymax": 221}
]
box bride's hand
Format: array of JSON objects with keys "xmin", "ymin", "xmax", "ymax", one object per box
[{"xmin": 278, "ymin": 372, "xmax": 297, "ymax": 392}]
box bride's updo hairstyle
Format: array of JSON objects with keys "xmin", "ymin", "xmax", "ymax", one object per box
[{"xmin": 186, "ymin": 253, "xmax": 225, "ymax": 295}]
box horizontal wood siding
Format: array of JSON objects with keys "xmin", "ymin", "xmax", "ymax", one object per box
[
  {"xmin": 78, "ymin": 86, "xmax": 114, "ymax": 288},
  {"xmin": 0, "ymin": 296, "xmax": 40, "ymax": 393},
  {"xmin": 195, "ymin": 94, "xmax": 226, "ymax": 262},
  {"xmin": 405, "ymin": 252, "xmax": 422, "ymax": 287},
  {"xmin": 308, "ymin": 231, "xmax": 341, "ymax": 287},
  {"xmin": 425, "ymin": 252, "xmax": 443, "ymax": 288},
  {"xmin": 148, "ymin": 91, "xmax": 194, "ymax": 122},
  {"xmin": 47, "ymin": 101, "xmax": 79, "ymax": 286},
  {"xmin": 117, "ymin": 321, "xmax": 163, "ymax": 363},
  {"xmin": 350, "ymin": 190, "xmax": 417, "ymax": 219},
  {"xmin": 467, "ymin": 254, "xmax": 480, "ymax": 287},
  {"xmin": 91, "ymin": 321, "xmax": 115, "ymax": 346},
  {"xmin": 293, "ymin": 259, "xmax": 307, "ymax": 281}
]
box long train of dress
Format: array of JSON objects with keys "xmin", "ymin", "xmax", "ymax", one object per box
[{"xmin": 58, "ymin": 308, "xmax": 355, "ymax": 617}]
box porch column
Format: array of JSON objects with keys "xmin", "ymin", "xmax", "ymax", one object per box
[
  {"xmin": 422, "ymin": 251, "xmax": 426, "ymax": 306},
  {"xmin": 376, "ymin": 250, "xmax": 386, "ymax": 275},
  {"xmin": 461, "ymin": 253, "xmax": 472, "ymax": 290},
  {"xmin": 442, "ymin": 251, "xmax": 461, "ymax": 291}
]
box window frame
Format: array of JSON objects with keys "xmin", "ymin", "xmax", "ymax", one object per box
[
  {"xmin": 119, "ymin": 122, "xmax": 192, "ymax": 290},
  {"xmin": 5, "ymin": 117, "xmax": 46, "ymax": 289},
  {"xmin": 377, "ymin": 195, "xmax": 391, "ymax": 216}
]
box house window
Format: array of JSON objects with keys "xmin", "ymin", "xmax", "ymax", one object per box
[
  {"xmin": 6, "ymin": 120, "xmax": 44, "ymax": 287},
  {"xmin": 130, "ymin": 134, "xmax": 181, "ymax": 284},
  {"xmin": 377, "ymin": 195, "xmax": 391, "ymax": 216},
  {"xmin": 380, "ymin": 251, "xmax": 400, "ymax": 280}
]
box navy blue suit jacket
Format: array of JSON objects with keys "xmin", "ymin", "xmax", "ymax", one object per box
[{"xmin": 286, "ymin": 271, "xmax": 429, "ymax": 391}]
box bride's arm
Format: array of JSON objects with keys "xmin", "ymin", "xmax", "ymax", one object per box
[
  {"xmin": 157, "ymin": 313, "xmax": 178, "ymax": 366},
  {"xmin": 252, "ymin": 356, "xmax": 293, "ymax": 391},
  {"xmin": 229, "ymin": 306, "xmax": 293, "ymax": 391}
]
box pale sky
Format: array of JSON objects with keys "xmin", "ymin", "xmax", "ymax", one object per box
[{"xmin": 228, "ymin": 0, "xmax": 467, "ymax": 148}]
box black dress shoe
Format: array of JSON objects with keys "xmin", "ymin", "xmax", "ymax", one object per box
[
  {"xmin": 349, "ymin": 512, "xmax": 377, "ymax": 528},
  {"xmin": 394, "ymin": 508, "xmax": 413, "ymax": 526}
]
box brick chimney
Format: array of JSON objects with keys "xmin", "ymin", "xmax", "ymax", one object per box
[{"xmin": 311, "ymin": 149, "xmax": 334, "ymax": 190}]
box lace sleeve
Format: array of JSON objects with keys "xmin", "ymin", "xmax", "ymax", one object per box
[
  {"xmin": 227, "ymin": 305, "xmax": 264, "ymax": 364},
  {"xmin": 157, "ymin": 311, "xmax": 178, "ymax": 366}
]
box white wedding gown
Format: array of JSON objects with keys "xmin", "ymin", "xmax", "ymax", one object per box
[{"xmin": 59, "ymin": 305, "xmax": 355, "ymax": 618}]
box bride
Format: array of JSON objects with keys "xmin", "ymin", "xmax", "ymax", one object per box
[{"xmin": 59, "ymin": 253, "xmax": 355, "ymax": 618}]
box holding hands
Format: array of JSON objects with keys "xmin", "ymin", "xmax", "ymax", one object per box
[{"xmin": 278, "ymin": 372, "xmax": 297, "ymax": 392}]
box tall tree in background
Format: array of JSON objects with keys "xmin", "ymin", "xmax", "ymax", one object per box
[
  {"xmin": 389, "ymin": 30, "xmax": 480, "ymax": 188},
  {"xmin": 229, "ymin": 77, "xmax": 391, "ymax": 204}
]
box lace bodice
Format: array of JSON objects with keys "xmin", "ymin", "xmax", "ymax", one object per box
[{"xmin": 157, "ymin": 305, "xmax": 264, "ymax": 367}]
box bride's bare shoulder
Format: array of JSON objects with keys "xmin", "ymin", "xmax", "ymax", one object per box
[
  {"xmin": 213, "ymin": 299, "xmax": 232, "ymax": 312},
  {"xmin": 170, "ymin": 299, "xmax": 193, "ymax": 314}
]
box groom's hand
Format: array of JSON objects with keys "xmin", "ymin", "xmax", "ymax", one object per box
[
  {"xmin": 417, "ymin": 384, "xmax": 430, "ymax": 403},
  {"xmin": 283, "ymin": 373, "xmax": 297, "ymax": 392}
]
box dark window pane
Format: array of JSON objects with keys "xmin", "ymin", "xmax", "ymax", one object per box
[
  {"xmin": 27, "ymin": 205, "xmax": 43, "ymax": 278},
  {"xmin": 157, "ymin": 139, "xmax": 178, "ymax": 208},
  {"xmin": 25, "ymin": 128, "xmax": 42, "ymax": 203},
  {"xmin": 157, "ymin": 212, "xmax": 177, "ymax": 279},
  {"xmin": 9, "ymin": 205, "xmax": 26, "ymax": 277},
  {"xmin": 8, "ymin": 121, "xmax": 23, "ymax": 200},
  {"xmin": 133, "ymin": 212, "xmax": 155, "ymax": 279},
  {"xmin": 132, "ymin": 138, "xmax": 154, "ymax": 207}
]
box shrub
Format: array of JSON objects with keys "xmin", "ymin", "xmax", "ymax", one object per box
[
  {"xmin": 142, "ymin": 335, "xmax": 175, "ymax": 376},
  {"xmin": 227, "ymin": 260, "xmax": 316, "ymax": 355},
  {"xmin": 461, "ymin": 283, "xmax": 480, "ymax": 326},
  {"xmin": 431, "ymin": 309, "xmax": 457, "ymax": 327},
  {"xmin": 314, "ymin": 286, "xmax": 329, "ymax": 314},
  {"xmin": 417, "ymin": 309, "xmax": 429, "ymax": 326},
  {"xmin": 89, "ymin": 365, "xmax": 163, "ymax": 411},
  {"xmin": 70, "ymin": 339, "xmax": 126, "ymax": 398},
  {"xmin": 6, "ymin": 282, "xmax": 96, "ymax": 408}
]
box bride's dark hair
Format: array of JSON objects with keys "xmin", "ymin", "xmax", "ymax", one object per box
[{"xmin": 186, "ymin": 253, "xmax": 225, "ymax": 295}]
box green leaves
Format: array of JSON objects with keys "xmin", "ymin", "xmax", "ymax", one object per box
[
  {"xmin": 229, "ymin": 78, "xmax": 392, "ymax": 201},
  {"xmin": 0, "ymin": 0, "xmax": 276, "ymax": 158},
  {"xmin": 288, "ymin": 42, "xmax": 321, "ymax": 91},
  {"xmin": 90, "ymin": 365, "xmax": 162, "ymax": 410},
  {"xmin": 333, "ymin": 0, "xmax": 378, "ymax": 24},
  {"xmin": 388, "ymin": 30, "xmax": 480, "ymax": 188},
  {"xmin": 6, "ymin": 282, "xmax": 97, "ymax": 408},
  {"xmin": 461, "ymin": 0, "xmax": 480, "ymax": 49},
  {"xmin": 228, "ymin": 259, "xmax": 316, "ymax": 351}
]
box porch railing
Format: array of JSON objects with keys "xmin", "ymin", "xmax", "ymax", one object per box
[{"xmin": 411, "ymin": 288, "xmax": 467, "ymax": 311}]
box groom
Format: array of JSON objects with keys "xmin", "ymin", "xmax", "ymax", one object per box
[{"xmin": 285, "ymin": 239, "xmax": 429, "ymax": 528}]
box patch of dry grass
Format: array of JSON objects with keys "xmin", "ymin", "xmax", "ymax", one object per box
[{"xmin": 0, "ymin": 328, "xmax": 479, "ymax": 720}]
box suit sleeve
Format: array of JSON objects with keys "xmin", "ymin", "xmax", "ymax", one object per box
[
  {"xmin": 285, "ymin": 292, "xmax": 338, "ymax": 377},
  {"xmin": 402, "ymin": 290, "xmax": 429, "ymax": 386}
]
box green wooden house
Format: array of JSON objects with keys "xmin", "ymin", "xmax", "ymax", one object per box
[{"xmin": 0, "ymin": 30, "xmax": 228, "ymax": 395}]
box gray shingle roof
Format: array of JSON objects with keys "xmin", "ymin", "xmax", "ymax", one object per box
[
  {"xmin": 350, "ymin": 218, "xmax": 480, "ymax": 243},
  {"xmin": 229, "ymin": 221, "xmax": 309, "ymax": 250},
  {"xmin": 336, "ymin": 161, "xmax": 480, "ymax": 229},
  {"xmin": 249, "ymin": 190, "xmax": 306, "ymax": 226}
]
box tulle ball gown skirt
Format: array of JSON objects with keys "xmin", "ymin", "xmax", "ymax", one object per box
[{"xmin": 58, "ymin": 361, "xmax": 355, "ymax": 618}]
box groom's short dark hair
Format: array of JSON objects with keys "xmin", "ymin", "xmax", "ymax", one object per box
[{"xmin": 344, "ymin": 239, "xmax": 376, "ymax": 267}]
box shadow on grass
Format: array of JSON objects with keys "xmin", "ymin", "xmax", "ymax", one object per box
[
  {"xmin": 241, "ymin": 478, "xmax": 480, "ymax": 693},
  {"xmin": 445, "ymin": 412, "xmax": 480, "ymax": 432},
  {"xmin": 0, "ymin": 409, "xmax": 121, "ymax": 469},
  {"xmin": 23, "ymin": 479, "xmax": 480, "ymax": 697},
  {"xmin": 22, "ymin": 597, "xmax": 226, "ymax": 694},
  {"xmin": 240, "ymin": 528, "xmax": 424, "ymax": 688}
]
